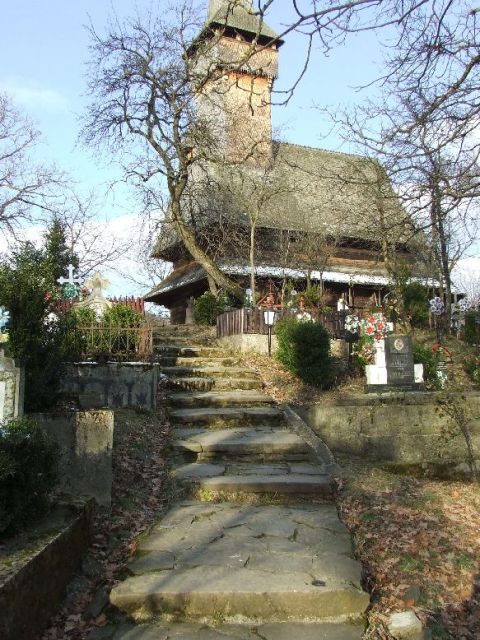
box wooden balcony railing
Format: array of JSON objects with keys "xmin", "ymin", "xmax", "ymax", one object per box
[{"xmin": 216, "ymin": 308, "xmax": 348, "ymax": 340}]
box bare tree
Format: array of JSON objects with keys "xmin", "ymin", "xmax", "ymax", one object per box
[
  {"xmin": 0, "ymin": 93, "xmax": 65, "ymax": 236},
  {"xmin": 82, "ymin": 2, "xmax": 262, "ymax": 300}
]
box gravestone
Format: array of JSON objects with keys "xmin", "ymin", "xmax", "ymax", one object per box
[
  {"xmin": 365, "ymin": 335, "xmax": 423, "ymax": 393},
  {"xmin": 74, "ymin": 272, "xmax": 112, "ymax": 319},
  {"xmin": 385, "ymin": 335, "xmax": 415, "ymax": 386},
  {"xmin": 0, "ymin": 352, "xmax": 24, "ymax": 421}
]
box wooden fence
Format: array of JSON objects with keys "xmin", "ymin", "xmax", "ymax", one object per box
[
  {"xmin": 73, "ymin": 324, "xmax": 153, "ymax": 361},
  {"xmin": 216, "ymin": 308, "xmax": 348, "ymax": 339}
]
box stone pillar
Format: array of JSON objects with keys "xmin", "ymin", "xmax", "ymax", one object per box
[{"xmin": 0, "ymin": 353, "xmax": 24, "ymax": 421}]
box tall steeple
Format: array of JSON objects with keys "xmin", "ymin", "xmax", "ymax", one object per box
[{"xmin": 193, "ymin": 0, "xmax": 283, "ymax": 167}]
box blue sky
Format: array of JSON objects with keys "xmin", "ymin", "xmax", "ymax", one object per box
[
  {"xmin": 0, "ymin": 1, "xmax": 382, "ymax": 211},
  {"xmin": 1, "ymin": 1, "xmax": 477, "ymax": 295}
]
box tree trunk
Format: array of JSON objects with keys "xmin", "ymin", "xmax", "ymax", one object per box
[
  {"xmin": 170, "ymin": 201, "xmax": 244, "ymax": 300},
  {"xmin": 249, "ymin": 222, "xmax": 256, "ymax": 304}
]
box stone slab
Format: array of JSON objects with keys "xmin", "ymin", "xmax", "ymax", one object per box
[
  {"xmin": 198, "ymin": 474, "xmax": 332, "ymax": 495},
  {"xmin": 167, "ymin": 391, "xmax": 273, "ymax": 407},
  {"xmin": 109, "ymin": 565, "xmax": 369, "ymax": 621},
  {"xmin": 111, "ymin": 622, "xmax": 364, "ymax": 640},
  {"xmin": 257, "ymin": 622, "xmax": 364, "ymax": 640},
  {"xmin": 128, "ymin": 551, "xmax": 175, "ymax": 575},
  {"xmin": 172, "ymin": 463, "xmax": 226, "ymax": 479},
  {"xmin": 169, "ymin": 407, "xmax": 283, "ymax": 426}
]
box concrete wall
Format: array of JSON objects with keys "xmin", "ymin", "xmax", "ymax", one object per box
[
  {"xmin": 35, "ymin": 410, "xmax": 114, "ymax": 507},
  {"xmin": 0, "ymin": 501, "xmax": 93, "ymax": 640},
  {"xmin": 218, "ymin": 334, "xmax": 348, "ymax": 358},
  {"xmin": 299, "ymin": 392, "xmax": 480, "ymax": 475},
  {"xmin": 63, "ymin": 362, "xmax": 159, "ymax": 411}
]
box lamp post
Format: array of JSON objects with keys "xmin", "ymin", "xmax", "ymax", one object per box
[{"xmin": 263, "ymin": 309, "xmax": 277, "ymax": 357}]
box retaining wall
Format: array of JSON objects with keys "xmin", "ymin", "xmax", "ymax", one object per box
[
  {"xmin": 218, "ymin": 334, "xmax": 348, "ymax": 358},
  {"xmin": 299, "ymin": 392, "xmax": 480, "ymax": 474},
  {"xmin": 36, "ymin": 410, "xmax": 114, "ymax": 506},
  {"xmin": 0, "ymin": 501, "xmax": 93, "ymax": 640},
  {"xmin": 63, "ymin": 362, "xmax": 159, "ymax": 411}
]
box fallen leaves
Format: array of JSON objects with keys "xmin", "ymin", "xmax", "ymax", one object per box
[
  {"xmin": 336, "ymin": 457, "xmax": 480, "ymax": 639},
  {"xmin": 41, "ymin": 406, "xmax": 172, "ymax": 640}
]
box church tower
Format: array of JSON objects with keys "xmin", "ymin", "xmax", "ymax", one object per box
[{"xmin": 191, "ymin": 0, "xmax": 283, "ymax": 167}]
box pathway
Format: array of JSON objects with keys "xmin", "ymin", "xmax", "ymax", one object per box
[{"xmin": 105, "ymin": 326, "xmax": 369, "ymax": 639}]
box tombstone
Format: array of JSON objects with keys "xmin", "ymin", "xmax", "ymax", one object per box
[
  {"xmin": 74, "ymin": 272, "xmax": 112, "ymax": 319},
  {"xmin": 0, "ymin": 352, "xmax": 24, "ymax": 421},
  {"xmin": 365, "ymin": 335, "xmax": 424, "ymax": 393}
]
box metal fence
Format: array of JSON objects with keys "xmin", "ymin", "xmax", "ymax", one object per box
[
  {"xmin": 73, "ymin": 323, "xmax": 153, "ymax": 361},
  {"xmin": 216, "ymin": 308, "xmax": 348, "ymax": 339}
]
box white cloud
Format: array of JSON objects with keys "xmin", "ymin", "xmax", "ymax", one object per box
[{"xmin": 0, "ymin": 80, "xmax": 69, "ymax": 112}]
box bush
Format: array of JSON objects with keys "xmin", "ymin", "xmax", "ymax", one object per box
[
  {"xmin": 413, "ymin": 343, "xmax": 439, "ymax": 386},
  {"xmin": 464, "ymin": 311, "xmax": 479, "ymax": 345},
  {"xmin": 66, "ymin": 304, "xmax": 145, "ymax": 360},
  {"xmin": 0, "ymin": 242, "xmax": 70, "ymax": 411},
  {"xmin": 404, "ymin": 282, "xmax": 429, "ymax": 328},
  {"xmin": 464, "ymin": 355, "xmax": 480, "ymax": 385},
  {"xmin": 275, "ymin": 317, "xmax": 334, "ymax": 387},
  {"xmin": 0, "ymin": 417, "xmax": 58, "ymax": 535},
  {"xmin": 193, "ymin": 291, "xmax": 232, "ymax": 325}
]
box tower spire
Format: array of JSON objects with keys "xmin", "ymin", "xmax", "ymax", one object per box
[{"xmin": 208, "ymin": 1, "xmax": 252, "ymax": 22}]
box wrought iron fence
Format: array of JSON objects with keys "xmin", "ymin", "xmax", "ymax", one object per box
[
  {"xmin": 72, "ymin": 323, "xmax": 153, "ymax": 361},
  {"xmin": 216, "ymin": 308, "xmax": 348, "ymax": 340}
]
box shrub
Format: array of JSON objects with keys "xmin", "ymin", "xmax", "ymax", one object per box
[
  {"xmin": 0, "ymin": 242, "xmax": 70, "ymax": 411},
  {"xmin": 275, "ymin": 317, "xmax": 334, "ymax": 387},
  {"xmin": 413, "ymin": 343, "xmax": 439, "ymax": 387},
  {"xmin": 464, "ymin": 355, "xmax": 480, "ymax": 385},
  {"xmin": 0, "ymin": 417, "xmax": 58, "ymax": 535},
  {"xmin": 404, "ymin": 282, "xmax": 429, "ymax": 328},
  {"xmin": 193, "ymin": 291, "xmax": 233, "ymax": 326},
  {"xmin": 66, "ymin": 304, "xmax": 145, "ymax": 360},
  {"xmin": 464, "ymin": 311, "xmax": 479, "ymax": 345}
]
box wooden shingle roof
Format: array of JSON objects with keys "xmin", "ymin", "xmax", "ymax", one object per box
[{"xmin": 152, "ymin": 141, "xmax": 408, "ymax": 259}]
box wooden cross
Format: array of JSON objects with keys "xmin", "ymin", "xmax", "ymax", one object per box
[{"xmin": 57, "ymin": 263, "xmax": 81, "ymax": 287}]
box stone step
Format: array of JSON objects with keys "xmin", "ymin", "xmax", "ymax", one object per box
[
  {"xmin": 173, "ymin": 428, "xmax": 311, "ymax": 457},
  {"xmin": 154, "ymin": 346, "xmax": 230, "ymax": 357},
  {"xmin": 110, "ymin": 503, "xmax": 367, "ymax": 623},
  {"xmin": 161, "ymin": 366, "xmax": 257, "ymax": 380},
  {"xmin": 167, "ymin": 391, "xmax": 275, "ymax": 408},
  {"xmin": 158, "ymin": 356, "xmax": 243, "ymax": 367},
  {"xmin": 106, "ymin": 622, "xmax": 364, "ymax": 640},
  {"xmin": 153, "ymin": 336, "xmax": 217, "ymax": 347},
  {"xmin": 176, "ymin": 469, "xmax": 332, "ymax": 496},
  {"xmin": 167, "ymin": 376, "xmax": 263, "ymax": 392},
  {"xmin": 168, "ymin": 406, "xmax": 284, "ymax": 428}
]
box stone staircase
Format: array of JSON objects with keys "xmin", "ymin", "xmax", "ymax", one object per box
[{"xmin": 107, "ymin": 326, "xmax": 369, "ymax": 640}]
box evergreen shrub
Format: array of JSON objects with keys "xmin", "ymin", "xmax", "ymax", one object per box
[
  {"xmin": 193, "ymin": 291, "xmax": 232, "ymax": 325},
  {"xmin": 413, "ymin": 343, "xmax": 438, "ymax": 386},
  {"xmin": 0, "ymin": 242, "xmax": 69, "ymax": 411},
  {"xmin": 404, "ymin": 282, "xmax": 429, "ymax": 328},
  {"xmin": 0, "ymin": 417, "xmax": 58, "ymax": 535},
  {"xmin": 464, "ymin": 355, "xmax": 480, "ymax": 385},
  {"xmin": 464, "ymin": 311, "xmax": 479, "ymax": 345},
  {"xmin": 275, "ymin": 316, "xmax": 334, "ymax": 387},
  {"xmin": 67, "ymin": 304, "xmax": 145, "ymax": 360}
]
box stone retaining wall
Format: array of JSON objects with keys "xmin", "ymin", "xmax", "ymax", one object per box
[
  {"xmin": 63, "ymin": 362, "xmax": 159, "ymax": 411},
  {"xmin": 0, "ymin": 501, "xmax": 93, "ymax": 640},
  {"xmin": 299, "ymin": 392, "xmax": 480, "ymax": 474},
  {"xmin": 218, "ymin": 334, "xmax": 348, "ymax": 358},
  {"xmin": 35, "ymin": 410, "xmax": 114, "ymax": 506}
]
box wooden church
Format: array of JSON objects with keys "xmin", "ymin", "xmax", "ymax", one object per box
[{"xmin": 145, "ymin": 0, "xmax": 415, "ymax": 323}]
